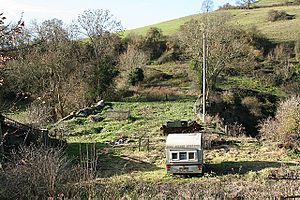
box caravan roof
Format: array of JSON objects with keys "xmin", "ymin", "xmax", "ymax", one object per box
[{"xmin": 166, "ymin": 133, "xmax": 202, "ymax": 149}]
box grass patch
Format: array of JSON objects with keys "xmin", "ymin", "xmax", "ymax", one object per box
[
  {"xmin": 254, "ymin": 0, "xmax": 296, "ymax": 7},
  {"xmin": 218, "ymin": 76, "xmax": 285, "ymax": 96},
  {"xmin": 63, "ymin": 100, "xmax": 197, "ymax": 143}
]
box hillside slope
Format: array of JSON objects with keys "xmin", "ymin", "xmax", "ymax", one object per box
[{"xmin": 126, "ymin": 2, "xmax": 300, "ymax": 42}]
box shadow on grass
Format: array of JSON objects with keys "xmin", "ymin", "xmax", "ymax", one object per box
[
  {"xmin": 97, "ymin": 152, "xmax": 159, "ymax": 178},
  {"xmin": 66, "ymin": 143, "xmax": 159, "ymax": 178},
  {"xmin": 121, "ymin": 95, "xmax": 197, "ymax": 102},
  {"xmin": 209, "ymin": 139, "xmax": 241, "ymax": 150},
  {"xmin": 205, "ymin": 161, "xmax": 295, "ymax": 176}
]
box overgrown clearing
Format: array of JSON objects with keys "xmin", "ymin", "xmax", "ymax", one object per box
[{"xmin": 60, "ymin": 100, "xmax": 300, "ymax": 198}]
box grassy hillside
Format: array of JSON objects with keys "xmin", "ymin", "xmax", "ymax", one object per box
[
  {"xmin": 254, "ymin": 0, "xmax": 293, "ymax": 6},
  {"xmin": 125, "ymin": 15, "xmax": 194, "ymax": 36},
  {"xmin": 126, "ymin": 1, "xmax": 300, "ymax": 42},
  {"xmin": 229, "ymin": 5, "xmax": 300, "ymax": 42}
]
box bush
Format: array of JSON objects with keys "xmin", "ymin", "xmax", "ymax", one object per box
[
  {"xmin": 241, "ymin": 96, "xmax": 261, "ymax": 117},
  {"xmin": 25, "ymin": 100, "xmax": 55, "ymax": 128},
  {"xmin": 128, "ymin": 68, "xmax": 144, "ymax": 86},
  {"xmin": 267, "ymin": 10, "xmax": 295, "ymax": 22},
  {"xmin": 221, "ymin": 90, "xmax": 235, "ymax": 105},
  {"xmin": 0, "ymin": 146, "xmax": 82, "ymax": 199},
  {"xmin": 155, "ymin": 51, "xmax": 176, "ymax": 65},
  {"xmin": 91, "ymin": 179, "xmax": 300, "ymax": 199},
  {"xmin": 259, "ymin": 96, "xmax": 300, "ymax": 150},
  {"xmin": 218, "ymin": 3, "xmax": 235, "ymax": 10},
  {"xmin": 295, "ymin": 40, "xmax": 300, "ymax": 63}
]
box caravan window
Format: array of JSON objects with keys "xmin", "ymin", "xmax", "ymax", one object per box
[
  {"xmin": 179, "ymin": 152, "xmax": 187, "ymax": 160},
  {"xmin": 171, "ymin": 152, "xmax": 178, "ymax": 160},
  {"xmin": 170, "ymin": 151, "xmax": 197, "ymax": 161},
  {"xmin": 188, "ymin": 152, "xmax": 195, "ymax": 160}
]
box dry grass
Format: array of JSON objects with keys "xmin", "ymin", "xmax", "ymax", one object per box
[{"xmin": 259, "ymin": 96, "xmax": 300, "ymax": 150}]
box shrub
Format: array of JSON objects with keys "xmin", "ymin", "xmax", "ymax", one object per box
[
  {"xmin": 259, "ymin": 96, "xmax": 300, "ymax": 150},
  {"xmin": 267, "ymin": 10, "xmax": 295, "ymax": 22},
  {"xmin": 128, "ymin": 68, "xmax": 144, "ymax": 86},
  {"xmin": 92, "ymin": 178, "xmax": 300, "ymax": 199},
  {"xmin": 273, "ymin": 44, "xmax": 292, "ymax": 61},
  {"xmin": 155, "ymin": 51, "xmax": 176, "ymax": 65},
  {"xmin": 241, "ymin": 96, "xmax": 261, "ymax": 117},
  {"xmin": 25, "ymin": 100, "xmax": 55, "ymax": 128},
  {"xmin": 221, "ymin": 90, "xmax": 235, "ymax": 105},
  {"xmin": 0, "ymin": 146, "xmax": 82, "ymax": 199},
  {"xmin": 295, "ymin": 40, "xmax": 300, "ymax": 63},
  {"xmin": 218, "ymin": 3, "xmax": 235, "ymax": 10}
]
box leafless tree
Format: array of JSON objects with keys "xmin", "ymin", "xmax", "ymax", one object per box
[
  {"xmin": 77, "ymin": 9, "xmax": 123, "ymax": 59},
  {"xmin": 0, "ymin": 13, "xmax": 24, "ymax": 70},
  {"xmin": 201, "ymin": 0, "xmax": 214, "ymax": 12},
  {"xmin": 179, "ymin": 13, "xmax": 255, "ymax": 97},
  {"xmin": 0, "ymin": 13, "xmax": 24, "ymax": 55},
  {"xmin": 6, "ymin": 19, "xmax": 87, "ymax": 118},
  {"xmin": 236, "ymin": 0, "xmax": 256, "ymax": 8},
  {"xmin": 117, "ymin": 45, "xmax": 149, "ymax": 88}
]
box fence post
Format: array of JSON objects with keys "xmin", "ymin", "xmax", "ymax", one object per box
[
  {"xmin": 225, "ymin": 125, "xmax": 228, "ymax": 135},
  {"xmin": 139, "ymin": 138, "xmax": 141, "ymax": 151},
  {"xmin": 147, "ymin": 137, "xmax": 150, "ymax": 152},
  {"xmin": 0, "ymin": 114, "xmax": 4, "ymax": 162}
]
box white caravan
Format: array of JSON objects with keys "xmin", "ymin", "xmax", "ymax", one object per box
[{"xmin": 166, "ymin": 133, "xmax": 203, "ymax": 174}]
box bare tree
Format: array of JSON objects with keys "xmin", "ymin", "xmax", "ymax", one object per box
[
  {"xmin": 77, "ymin": 9, "xmax": 123, "ymax": 59},
  {"xmin": 179, "ymin": 13, "xmax": 254, "ymax": 97},
  {"xmin": 236, "ymin": 0, "xmax": 256, "ymax": 8},
  {"xmin": 0, "ymin": 13, "xmax": 24, "ymax": 109},
  {"xmin": 7, "ymin": 19, "xmax": 87, "ymax": 118},
  {"xmin": 201, "ymin": 0, "xmax": 214, "ymax": 12},
  {"xmin": 117, "ymin": 45, "xmax": 149, "ymax": 88},
  {"xmin": 0, "ymin": 13, "xmax": 24, "ymax": 55},
  {"xmin": 77, "ymin": 9, "xmax": 123, "ymax": 102}
]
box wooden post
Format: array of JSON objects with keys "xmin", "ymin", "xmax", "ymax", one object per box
[
  {"xmin": 225, "ymin": 125, "xmax": 228, "ymax": 135},
  {"xmin": 138, "ymin": 138, "xmax": 141, "ymax": 152},
  {"xmin": 79, "ymin": 143, "xmax": 82, "ymax": 168},
  {"xmin": 147, "ymin": 137, "xmax": 150, "ymax": 152},
  {"xmin": 202, "ymin": 32, "xmax": 207, "ymax": 123},
  {"xmin": 0, "ymin": 114, "xmax": 4, "ymax": 161}
]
